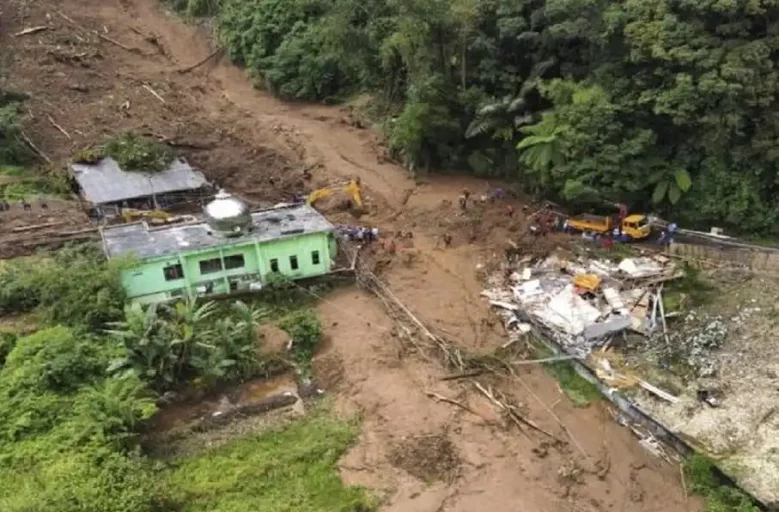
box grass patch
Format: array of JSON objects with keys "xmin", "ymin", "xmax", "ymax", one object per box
[
  {"xmin": 0, "ymin": 165, "xmax": 71, "ymax": 200},
  {"xmin": 166, "ymin": 411, "xmax": 375, "ymax": 512},
  {"xmin": 531, "ymin": 343, "xmax": 602, "ymax": 407},
  {"xmin": 683, "ymin": 454, "xmax": 759, "ymax": 512},
  {"xmin": 75, "ymin": 132, "xmax": 173, "ymax": 173}
]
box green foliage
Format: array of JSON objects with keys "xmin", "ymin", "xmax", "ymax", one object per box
[
  {"xmin": 0, "ymin": 93, "xmax": 32, "ymax": 166},
  {"xmin": 74, "ymin": 146, "xmax": 104, "ymax": 164},
  {"xmin": 0, "ymin": 331, "xmax": 16, "ymax": 366},
  {"xmin": 683, "ymin": 454, "xmax": 759, "ymax": 512},
  {"xmin": 179, "ymin": 0, "xmax": 779, "ymax": 233},
  {"xmin": 279, "ymin": 309, "xmax": 322, "ymax": 369},
  {"xmin": 107, "ymin": 297, "xmax": 265, "ymax": 391},
  {"xmin": 102, "ymin": 132, "xmax": 173, "ymax": 173},
  {"xmin": 0, "ymin": 244, "xmax": 126, "ymax": 330},
  {"xmin": 169, "ymin": 0, "xmax": 223, "ymax": 16},
  {"xmin": 217, "ymin": 0, "xmax": 358, "ymax": 101},
  {"xmin": 532, "ymin": 343, "xmax": 601, "ymax": 407},
  {"xmin": 663, "ymin": 261, "xmax": 716, "ymax": 309},
  {"xmin": 166, "ymin": 412, "xmax": 375, "ymax": 511},
  {"xmin": 0, "ymin": 326, "xmax": 164, "ymax": 512}
]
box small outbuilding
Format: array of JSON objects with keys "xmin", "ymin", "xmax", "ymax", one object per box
[{"xmin": 70, "ymin": 157, "xmax": 211, "ymax": 219}]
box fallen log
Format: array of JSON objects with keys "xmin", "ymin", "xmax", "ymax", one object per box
[
  {"xmin": 190, "ymin": 393, "xmax": 298, "ymax": 433},
  {"xmin": 11, "ymin": 221, "xmax": 65, "ymax": 233}
]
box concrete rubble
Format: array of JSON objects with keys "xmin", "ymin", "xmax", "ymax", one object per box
[{"xmin": 482, "ymin": 253, "xmax": 679, "ymax": 358}]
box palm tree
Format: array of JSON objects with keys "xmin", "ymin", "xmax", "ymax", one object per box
[
  {"xmin": 465, "ymin": 95, "xmax": 533, "ymax": 141},
  {"xmin": 515, "ymin": 112, "xmax": 565, "ymax": 189}
]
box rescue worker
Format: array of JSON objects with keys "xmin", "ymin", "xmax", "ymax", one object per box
[
  {"xmin": 458, "ymin": 194, "xmax": 467, "ymax": 210},
  {"xmin": 615, "ymin": 202, "xmax": 628, "ymax": 223},
  {"xmin": 490, "ymin": 188, "xmax": 505, "ymax": 202},
  {"xmin": 659, "ymin": 222, "xmax": 678, "ymax": 246},
  {"xmin": 443, "ymin": 233, "xmax": 452, "ymax": 247},
  {"xmin": 506, "ymin": 204, "xmax": 515, "ymax": 218}
]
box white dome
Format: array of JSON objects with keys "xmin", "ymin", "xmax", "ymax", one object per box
[{"xmin": 203, "ymin": 190, "xmax": 252, "ymax": 236}]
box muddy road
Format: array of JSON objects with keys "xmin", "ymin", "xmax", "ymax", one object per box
[{"xmin": 2, "ymin": 0, "xmax": 701, "ymax": 510}]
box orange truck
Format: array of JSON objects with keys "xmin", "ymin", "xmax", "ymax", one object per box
[{"xmin": 566, "ymin": 213, "xmax": 651, "ymax": 240}]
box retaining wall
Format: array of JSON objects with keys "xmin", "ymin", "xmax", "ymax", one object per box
[{"xmin": 671, "ymin": 243, "xmax": 779, "ymax": 273}]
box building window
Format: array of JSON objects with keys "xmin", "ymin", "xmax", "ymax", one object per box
[
  {"xmin": 270, "ymin": 258, "xmax": 279, "ymax": 272},
  {"xmin": 311, "ymin": 250, "xmax": 320, "ymax": 265},
  {"xmin": 290, "ymin": 255, "xmax": 299, "ymax": 270},
  {"xmin": 224, "ymin": 254, "xmax": 245, "ymax": 270},
  {"xmin": 163, "ymin": 263, "xmax": 184, "ymax": 281},
  {"xmin": 199, "ymin": 257, "xmax": 223, "ymax": 275}
]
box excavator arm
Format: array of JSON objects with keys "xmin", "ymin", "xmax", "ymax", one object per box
[{"xmin": 306, "ymin": 179, "xmax": 363, "ymax": 208}]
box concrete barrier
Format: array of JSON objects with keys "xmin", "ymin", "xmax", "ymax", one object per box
[{"xmin": 671, "ymin": 243, "xmax": 779, "ymax": 273}]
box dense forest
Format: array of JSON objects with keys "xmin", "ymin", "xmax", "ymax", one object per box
[{"xmin": 170, "ymin": 0, "xmax": 779, "ymax": 234}]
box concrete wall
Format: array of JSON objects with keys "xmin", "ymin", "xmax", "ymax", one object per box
[
  {"xmin": 121, "ymin": 231, "xmax": 336, "ymax": 302},
  {"xmin": 671, "ymin": 243, "xmax": 779, "ymax": 273}
]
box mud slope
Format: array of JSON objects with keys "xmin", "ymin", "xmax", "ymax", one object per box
[{"xmin": 2, "ymin": 0, "xmax": 701, "ymax": 510}]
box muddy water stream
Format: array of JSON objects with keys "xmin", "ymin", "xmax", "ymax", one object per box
[{"xmin": 149, "ymin": 373, "xmax": 298, "ymax": 432}]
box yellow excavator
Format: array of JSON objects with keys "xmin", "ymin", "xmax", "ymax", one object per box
[
  {"xmin": 120, "ymin": 208, "xmax": 196, "ymax": 226},
  {"xmin": 306, "ymin": 179, "xmax": 364, "ymax": 209}
]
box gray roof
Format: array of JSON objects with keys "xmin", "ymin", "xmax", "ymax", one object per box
[
  {"xmin": 101, "ymin": 203, "xmax": 334, "ymax": 260},
  {"xmin": 71, "ymin": 157, "xmax": 208, "ymax": 204}
]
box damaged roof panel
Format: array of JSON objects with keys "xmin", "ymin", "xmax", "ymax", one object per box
[{"xmin": 71, "ymin": 157, "xmax": 209, "ymax": 205}]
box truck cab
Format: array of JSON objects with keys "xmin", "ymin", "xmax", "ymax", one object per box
[{"xmin": 621, "ymin": 214, "xmax": 651, "ymax": 239}]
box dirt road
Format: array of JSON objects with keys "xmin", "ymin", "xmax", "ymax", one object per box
[{"xmin": 2, "ymin": 0, "xmax": 701, "ymax": 509}]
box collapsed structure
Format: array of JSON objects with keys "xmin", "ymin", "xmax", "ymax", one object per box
[{"xmin": 483, "ymin": 252, "xmax": 680, "ymax": 357}]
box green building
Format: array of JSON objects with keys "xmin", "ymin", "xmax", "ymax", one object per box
[{"xmin": 100, "ymin": 192, "xmax": 338, "ymax": 304}]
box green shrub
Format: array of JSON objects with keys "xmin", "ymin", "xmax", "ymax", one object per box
[
  {"xmin": 169, "ymin": 0, "xmax": 222, "ymax": 16},
  {"xmin": 102, "ymin": 132, "xmax": 173, "ymax": 173},
  {"xmin": 0, "ymin": 95, "xmax": 32, "ymax": 166},
  {"xmin": 0, "ymin": 244, "xmax": 126, "ymax": 331},
  {"xmin": 280, "ymin": 309, "xmax": 322, "ymax": 369},
  {"xmin": 684, "ymin": 454, "xmax": 758, "ymax": 512},
  {"xmin": 3, "ymin": 326, "xmax": 111, "ymax": 395},
  {"xmin": 0, "ymin": 332, "xmax": 16, "ymax": 366}
]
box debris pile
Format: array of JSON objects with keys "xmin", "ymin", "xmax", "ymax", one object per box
[
  {"xmin": 628, "ymin": 313, "xmax": 727, "ymax": 378},
  {"xmin": 482, "ymin": 253, "xmax": 681, "ymax": 358}
]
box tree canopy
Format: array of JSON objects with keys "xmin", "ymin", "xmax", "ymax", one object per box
[{"xmin": 176, "ymin": 0, "xmax": 779, "ymax": 233}]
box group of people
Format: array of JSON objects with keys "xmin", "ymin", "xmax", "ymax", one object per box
[
  {"xmin": 458, "ymin": 187, "xmax": 510, "ymax": 211},
  {"xmin": 337, "ymin": 225, "xmax": 379, "ymax": 243}
]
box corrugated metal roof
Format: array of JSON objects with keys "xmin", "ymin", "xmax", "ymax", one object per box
[
  {"xmin": 100, "ymin": 203, "xmax": 335, "ymax": 260},
  {"xmin": 71, "ymin": 157, "xmax": 208, "ymax": 204}
]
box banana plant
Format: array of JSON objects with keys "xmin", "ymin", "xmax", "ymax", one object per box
[{"xmin": 649, "ymin": 168, "xmax": 692, "ymax": 205}]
